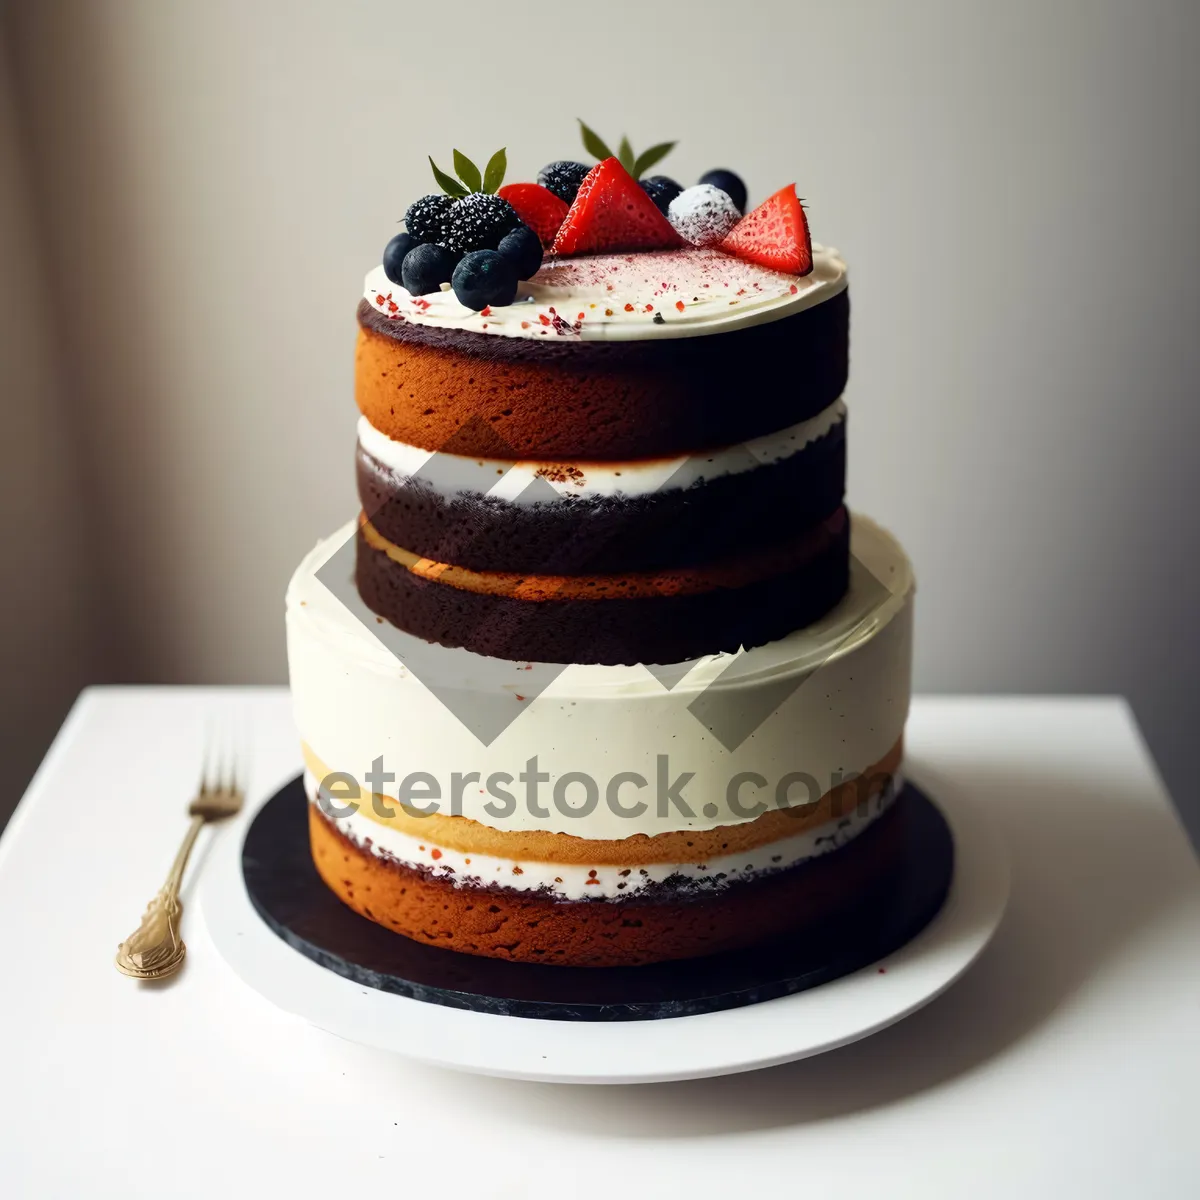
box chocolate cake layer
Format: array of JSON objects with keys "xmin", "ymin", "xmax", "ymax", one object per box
[
  {"xmin": 354, "ymin": 511, "xmax": 851, "ymax": 665},
  {"xmin": 356, "ymin": 289, "xmax": 849, "ymax": 460},
  {"xmin": 356, "ymin": 421, "xmax": 846, "ymax": 573},
  {"xmin": 309, "ymin": 790, "xmax": 910, "ymax": 967}
]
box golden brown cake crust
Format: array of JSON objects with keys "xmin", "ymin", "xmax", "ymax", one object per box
[
  {"xmin": 309, "ymin": 793, "xmax": 910, "ymax": 967},
  {"xmin": 354, "ymin": 289, "xmax": 849, "ymax": 461},
  {"xmin": 304, "ymin": 739, "xmax": 902, "ymax": 865}
]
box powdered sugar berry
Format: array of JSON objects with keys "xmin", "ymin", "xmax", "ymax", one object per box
[{"xmin": 667, "ymin": 184, "xmax": 741, "ymax": 247}]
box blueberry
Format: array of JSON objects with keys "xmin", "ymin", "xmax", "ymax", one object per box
[
  {"xmin": 640, "ymin": 175, "xmax": 683, "ymax": 214},
  {"xmin": 698, "ymin": 169, "xmax": 747, "ymax": 214},
  {"xmin": 401, "ymin": 242, "xmax": 459, "ymax": 296},
  {"xmin": 382, "ymin": 232, "xmax": 418, "ymax": 285},
  {"xmin": 451, "ymin": 250, "xmax": 518, "ymax": 311},
  {"xmin": 537, "ymin": 160, "xmax": 590, "ymax": 205},
  {"xmin": 496, "ymin": 224, "xmax": 543, "ymax": 281}
]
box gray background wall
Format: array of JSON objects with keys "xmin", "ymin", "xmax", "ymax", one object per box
[{"xmin": 2, "ymin": 0, "xmax": 1197, "ymax": 840}]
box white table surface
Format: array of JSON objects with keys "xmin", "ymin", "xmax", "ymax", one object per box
[{"xmin": 1, "ymin": 689, "xmax": 1198, "ymax": 1198}]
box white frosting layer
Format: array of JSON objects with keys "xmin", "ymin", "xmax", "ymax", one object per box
[
  {"xmin": 307, "ymin": 770, "xmax": 901, "ymax": 901},
  {"xmin": 286, "ymin": 515, "xmax": 914, "ymax": 839},
  {"xmin": 356, "ymin": 399, "xmax": 846, "ymax": 502},
  {"xmin": 363, "ymin": 245, "xmax": 846, "ymax": 342}
]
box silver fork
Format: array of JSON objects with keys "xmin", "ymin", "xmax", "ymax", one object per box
[{"xmin": 115, "ymin": 734, "xmax": 246, "ymax": 979}]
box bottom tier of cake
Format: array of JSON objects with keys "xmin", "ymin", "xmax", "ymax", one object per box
[
  {"xmin": 307, "ymin": 750, "xmax": 905, "ymax": 967},
  {"xmin": 287, "ymin": 513, "xmax": 914, "ymax": 967}
]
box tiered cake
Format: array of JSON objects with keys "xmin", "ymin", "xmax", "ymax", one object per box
[{"xmin": 287, "ymin": 144, "xmax": 914, "ymax": 967}]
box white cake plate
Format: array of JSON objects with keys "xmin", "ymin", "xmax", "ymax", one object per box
[{"xmin": 198, "ymin": 779, "xmax": 1009, "ymax": 1085}]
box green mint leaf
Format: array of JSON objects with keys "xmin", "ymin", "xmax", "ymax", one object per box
[
  {"xmin": 632, "ymin": 141, "xmax": 676, "ymax": 179},
  {"xmin": 430, "ymin": 156, "xmax": 468, "ymax": 197},
  {"xmin": 453, "ymin": 149, "xmax": 482, "ymax": 192},
  {"xmin": 578, "ymin": 119, "xmax": 614, "ymax": 162},
  {"xmin": 482, "ymin": 147, "xmax": 507, "ymax": 194},
  {"xmin": 617, "ymin": 135, "xmax": 635, "ymax": 174}
]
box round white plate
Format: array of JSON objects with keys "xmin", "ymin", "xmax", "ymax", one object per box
[{"xmin": 198, "ymin": 779, "xmax": 1009, "ymax": 1085}]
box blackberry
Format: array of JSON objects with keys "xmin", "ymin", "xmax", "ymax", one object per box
[
  {"xmin": 640, "ymin": 175, "xmax": 683, "ymax": 215},
  {"xmin": 496, "ymin": 224, "xmax": 543, "ymax": 281},
  {"xmin": 401, "ymin": 243, "xmax": 459, "ymax": 296},
  {"xmin": 698, "ymin": 169, "xmax": 747, "ymax": 214},
  {"xmin": 404, "ymin": 193, "xmax": 455, "ymax": 243},
  {"xmin": 451, "ymin": 250, "xmax": 518, "ymax": 311},
  {"xmin": 537, "ymin": 160, "xmax": 590, "ymax": 205},
  {"xmin": 382, "ymin": 232, "xmax": 418, "ymax": 285},
  {"xmin": 439, "ymin": 193, "xmax": 521, "ymax": 255}
]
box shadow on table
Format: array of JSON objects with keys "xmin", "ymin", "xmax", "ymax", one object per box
[{"xmin": 449, "ymin": 751, "xmax": 1197, "ymax": 1136}]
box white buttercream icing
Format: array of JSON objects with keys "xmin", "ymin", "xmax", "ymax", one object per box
[
  {"xmin": 355, "ymin": 399, "xmax": 846, "ymax": 502},
  {"xmin": 286, "ymin": 515, "xmax": 913, "ymax": 838},
  {"xmin": 363, "ymin": 244, "xmax": 846, "ymax": 342}
]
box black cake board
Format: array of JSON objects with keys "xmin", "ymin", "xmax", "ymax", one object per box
[{"xmin": 242, "ymin": 776, "xmax": 954, "ymax": 1023}]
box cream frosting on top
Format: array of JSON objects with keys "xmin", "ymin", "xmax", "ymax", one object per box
[{"xmin": 363, "ymin": 244, "xmax": 846, "ymax": 342}]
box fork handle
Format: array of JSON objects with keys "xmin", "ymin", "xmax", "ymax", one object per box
[{"xmin": 162, "ymin": 814, "xmax": 205, "ymax": 904}]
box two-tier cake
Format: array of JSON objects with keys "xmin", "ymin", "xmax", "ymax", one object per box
[{"xmin": 287, "ymin": 134, "xmax": 914, "ymax": 967}]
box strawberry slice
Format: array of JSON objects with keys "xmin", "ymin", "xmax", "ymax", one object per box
[
  {"xmin": 497, "ymin": 182, "xmax": 569, "ymax": 249},
  {"xmin": 550, "ymin": 158, "xmax": 683, "ymax": 256},
  {"xmin": 719, "ymin": 184, "xmax": 813, "ymax": 276}
]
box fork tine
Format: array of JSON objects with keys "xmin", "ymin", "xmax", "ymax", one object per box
[
  {"xmin": 194, "ymin": 714, "xmax": 247, "ymax": 806},
  {"xmin": 237, "ymin": 714, "xmax": 251, "ymax": 797},
  {"xmin": 212, "ymin": 734, "xmax": 225, "ymax": 797},
  {"xmin": 223, "ymin": 722, "xmax": 236, "ymax": 795},
  {"xmin": 199, "ymin": 716, "xmax": 215, "ymax": 794},
  {"xmin": 220, "ymin": 721, "xmax": 234, "ymax": 794},
  {"xmin": 208, "ymin": 719, "xmax": 234, "ymax": 798}
]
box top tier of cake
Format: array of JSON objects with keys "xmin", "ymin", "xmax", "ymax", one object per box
[
  {"xmin": 353, "ymin": 246, "xmax": 851, "ymax": 665},
  {"xmin": 357, "ymin": 245, "xmax": 847, "ymax": 461}
]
